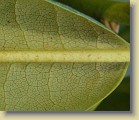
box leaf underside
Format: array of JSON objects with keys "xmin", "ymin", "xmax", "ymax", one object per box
[{"xmin": 0, "ymin": 0, "xmax": 129, "ymax": 111}]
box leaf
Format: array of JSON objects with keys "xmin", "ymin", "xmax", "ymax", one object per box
[
  {"xmin": 119, "ymin": 25, "xmax": 130, "ymax": 43},
  {"xmin": 0, "ymin": 0, "xmax": 129, "ymax": 111},
  {"xmin": 95, "ymin": 76, "xmax": 130, "ymax": 111},
  {"xmin": 103, "ymin": 2, "xmax": 130, "ymax": 25},
  {"xmin": 56, "ymin": 0, "xmax": 130, "ymax": 25}
]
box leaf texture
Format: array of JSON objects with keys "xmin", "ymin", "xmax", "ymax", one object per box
[{"xmin": 0, "ymin": 0, "xmax": 129, "ymax": 111}]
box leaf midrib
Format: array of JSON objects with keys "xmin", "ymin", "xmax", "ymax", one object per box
[{"xmin": 0, "ymin": 49, "xmax": 130, "ymax": 63}]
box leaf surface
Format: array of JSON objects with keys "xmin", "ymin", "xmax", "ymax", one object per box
[{"xmin": 0, "ymin": 0, "xmax": 129, "ymax": 111}]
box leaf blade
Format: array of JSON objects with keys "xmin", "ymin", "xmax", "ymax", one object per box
[{"xmin": 0, "ymin": 0, "xmax": 130, "ymax": 111}]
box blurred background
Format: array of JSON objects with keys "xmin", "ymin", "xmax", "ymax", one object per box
[{"xmin": 55, "ymin": 0, "xmax": 130, "ymax": 111}]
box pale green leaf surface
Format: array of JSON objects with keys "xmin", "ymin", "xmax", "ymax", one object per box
[{"xmin": 0, "ymin": 0, "xmax": 129, "ymax": 111}]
